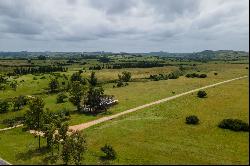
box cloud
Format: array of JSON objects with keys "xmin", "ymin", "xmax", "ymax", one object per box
[{"xmin": 0, "ymin": 0, "xmax": 248, "ymax": 52}]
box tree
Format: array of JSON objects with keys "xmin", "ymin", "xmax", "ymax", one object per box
[
  {"xmin": 61, "ymin": 130, "xmax": 87, "ymax": 165},
  {"xmin": 61, "ymin": 137, "xmax": 72, "ymax": 165},
  {"xmin": 119, "ymin": 71, "xmax": 131, "ymax": 82},
  {"xmin": 58, "ymin": 122, "xmax": 69, "ymax": 141},
  {"xmin": 70, "ymin": 131, "xmax": 87, "ymax": 165},
  {"xmin": 24, "ymin": 97, "xmax": 45, "ymax": 149},
  {"xmin": 88, "ymin": 71, "xmax": 97, "ymax": 86},
  {"xmin": 49, "ymin": 79, "xmax": 59, "ymax": 93},
  {"xmin": 13, "ymin": 95, "xmax": 28, "ymax": 111},
  {"xmin": 56, "ymin": 93, "xmax": 67, "ymax": 103},
  {"xmin": 197, "ymin": 90, "xmax": 207, "ymax": 98},
  {"xmin": 70, "ymin": 72, "xmax": 85, "ymax": 84},
  {"xmin": 84, "ymin": 86, "xmax": 105, "ymax": 113},
  {"xmin": 101, "ymin": 144, "xmax": 117, "ymax": 160},
  {"xmin": 43, "ymin": 123, "xmax": 56, "ymax": 154},
  {"xmin": 0, "ymin": 99, "xmax": 9, "ymax": 114},
  {"xmin": 69, "ymin": 81, "xmax": 87, "ymax": 111},
  {"xmin": 10, "ymin": 81, "xmax": 17, "ymax": 91}
]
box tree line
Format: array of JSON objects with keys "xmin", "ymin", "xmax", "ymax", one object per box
[{"xmin": 9, "ymin": 66, "xmax": 68, "ymax": 75}]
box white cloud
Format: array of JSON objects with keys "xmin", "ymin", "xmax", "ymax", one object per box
[{"xmin": 0, "ymin": 0, "xmax": 248, "ymax": 52}]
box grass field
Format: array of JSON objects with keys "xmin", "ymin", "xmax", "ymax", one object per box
[
  {"xmin": 0, "ymin": 74, "xmax": 248, "ymax": 165},
  {"xmin": 1, "ymin": 64, "xmax": 248, "ymax": 128},
  {"xmin": 82, "ymin": 78, "xmax": 249, "ymax": 165}
]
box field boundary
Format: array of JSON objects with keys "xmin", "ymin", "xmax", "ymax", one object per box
[{"xmin": 69, "ymin": 75, "xmax": 248, "ymax": 131}]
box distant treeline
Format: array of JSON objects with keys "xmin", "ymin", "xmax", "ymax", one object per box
[
  {"xmin": 89, "ymin": 61, "xmax": 169, "ymax": 70},
  {"xmin": 9, "ymin": 66, "xmax": 68, "ymax": 75}
]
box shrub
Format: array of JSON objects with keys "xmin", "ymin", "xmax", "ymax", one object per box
[
  {"xmin": 57, "ymin": 93, "xmax": 67, "ymax": 103},
  {"xmin": 197, "ymin": 90, "xmax": 207, "ymax": 98},
  {"xmin": 0, "ymin": 99, "xmax": 9, "ymax": 114},
  {"xmin": 186, "ymin": 115, "xmax": 199, "ymax": 125},
  {"xmin": 199, "ymin": 74, "xmax": 207, "ymax": 78},
  {"xmin": 116, "ymin": 81, "xmax": 124, "ymax": 87},
  {"xmin": 13, "ymin": 95, "xmax": 28, "ymax": 111},
  {"xmin": 218, "ymin": 119, "xmax": 249, "ymax": 132},
  {"xmin": 214, "ymin": 72, "xmax": 218, "ymax": 75},
  {"xmin": 101, "ymin": 144, "xmax": 117, "ymax": 160}
]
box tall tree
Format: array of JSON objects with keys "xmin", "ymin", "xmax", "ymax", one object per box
[
  {"xmin": 69, "ymin": 81, "xmax": 87, "ymax": 112},
  {"xmin": 71, "ymin": 131, "xmax": 87, "ymax": 165},
  {"xmin": 88, "ymin": 71, "xmax": 97, "ymax": 87},
  {"xmin": 49, "ymin": 79, "xmax": 59, "ymax": 93},
  {"xmin": 24, "ymin": 97, "xmax": 45, "ymax": 149}
]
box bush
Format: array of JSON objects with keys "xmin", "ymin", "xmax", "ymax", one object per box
[
  {"xmin": 0, "ymin": 99, "xmax": 9, "ymax": 114},
  {"xmin": 186, "ymin": 73, "xmax": 207, "ymax": 78},
  {"xmin": 186, "ymin": 115, "xmax": 199, "ymax": 125},
  {"xmin": 218, "ymin": 119, "xmax": 249, "ymax": 132},
  {"xmin": 197, "ymin": 90, "xmax": 207, "ymax": 98},
  {"xmin": 214, "ymin": 72, "xmax": 218, "ymax": 75},
  {"xmin": 57, "ymin": 93, "xmax": 67, "ymax": 103},
  {"xmin": 199, "ymin": 74, "xmax": 207, "ymax": 78},
  {"xmin": 101, "ymin": 144, "xmax": 117, "ymax": 160}
]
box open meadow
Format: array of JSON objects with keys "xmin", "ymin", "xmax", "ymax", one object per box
[{"xmin": 0, "ymin": 52, "xmax": 249, "ymax": 165}]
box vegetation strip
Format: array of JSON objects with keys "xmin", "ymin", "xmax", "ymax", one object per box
[{"xmin": 69, "ymin": 75, "xmax": 248, "ymax": 131}]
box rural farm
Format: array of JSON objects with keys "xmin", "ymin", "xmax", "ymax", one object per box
[
  {"xmin": 0, "ymin": 50, "xmax": 249, "ymax": 165},
  {"xmin": 0, "ymin": 0, "xmax": 249, "ymax": 165}
]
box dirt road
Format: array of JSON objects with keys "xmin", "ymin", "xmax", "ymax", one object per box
[{"xmin": 69, "ymin": 75, "xmax": 248, "ymax": 131}]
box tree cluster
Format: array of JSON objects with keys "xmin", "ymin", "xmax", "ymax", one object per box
[
  {"xmin": 11, "ymin": 66, "xmax": 68, "ymax": 75},
  {"xmin": 185, "ymin": 73, "xmax": 207, "ymax": 78}
]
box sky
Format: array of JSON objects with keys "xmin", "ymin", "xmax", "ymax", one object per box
[{"xmin": 0, "ymin": 0, "xmax": 249, "ymax": 53}]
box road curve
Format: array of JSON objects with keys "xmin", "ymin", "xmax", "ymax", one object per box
[{"xmin": 69, "ymin": 75, "xmax": 248, "ymax": 131}]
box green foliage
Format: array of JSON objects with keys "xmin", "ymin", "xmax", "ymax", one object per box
[
  {"xmin": 58, "ymin": 122, "xmax": 69, "ymax": 141},
  {"xmin": 218, "ymin": 119, "xmax": 249, "ymax": 132},
  {"xmin": 0, "ymin": 99, "xmax": 10, "ymax": 114},
  {"xmin": 69, "ymin": 81, "xmax": 87, "ymax": 111},
  {"xmin": 197, "ymin": 90, "xmax": 207, "ymax": 98},
  {"xmin": 24, "ymin": 97, "xmax": 45, "ymax": 130},
  {"xmin": 2, "ymin": 116, "xmax": 24, "ymax": 127},
  {"xmin": 13, "ymin": 95, "xmax": 28, "ymax": 111},
  {"xmin": 101, "ymin": 144, "xmax": 117, "ymax": 160},
  {"xmin": 10, "ymin": 80, "xmax": 17, "ymax": 91},
  {"xmin": 49, "ymin": 79, "xmax": 59, "ymax": 93},
  {"xmin": 56, "ymin": 93, "xmax": 67, "ymax": 103},
  {"xmin": 88, "ymin": 71, "xmax": 98, "ymax": 86},
  {"xmin": 24, "ymin": 96, "xmax": 45, "ymax": 149},
  {"xmin": 186, "ymin": 115, "xmax": 199, "ymax": 125},
  {"xmin": 61, "ymin": 131, "xmax": 87, "ymax": 165},
  {"xmin": 186, "ymin": 73, "xmax": 207, "ymax": 78},
  {"xmin": 168, "ymin": 72, "xmax": 180, "ymax": 79},
  {"xmin": 119, "ymin": 71, "xmax": 132, "ymax": 82},
  {"xmin": 84, "ymin": 86, "xmax": 106, "ymax": 113},
  {"xmin": 70, "ymin": 131, "xmax": 87, "ymax": 165},
  {"xmin": 149, "ymin": 74, "xmax": 168, "ymax": 81},
  {"xmin": 71, "ymin": 72, "xmax": 86, "ymax": 84}
]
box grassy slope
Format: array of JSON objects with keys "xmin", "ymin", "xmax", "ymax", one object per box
[
  {"xmin": 83, "ymin": 78, "xmax": 249, "ymax": 165},
  {"xmin": 0, "ymin": 74, "xmax": 248, "ymax": 165},
  {"xmin": 0, "ymin": 64, "xmax": 248, "ymax": 128}
]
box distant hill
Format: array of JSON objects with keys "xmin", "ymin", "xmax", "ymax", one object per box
[
  {"xmin": 0, "ymin": 50, "xmax": 248, "ymax": 61},
  {"xmin": 146, "ymin": 50, "xmax": 249, "ymax": 61}
]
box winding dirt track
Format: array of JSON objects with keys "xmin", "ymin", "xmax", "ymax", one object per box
[{"xmin": 69, "ymin": 75, "xmax": 248, "ymax": 131}]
